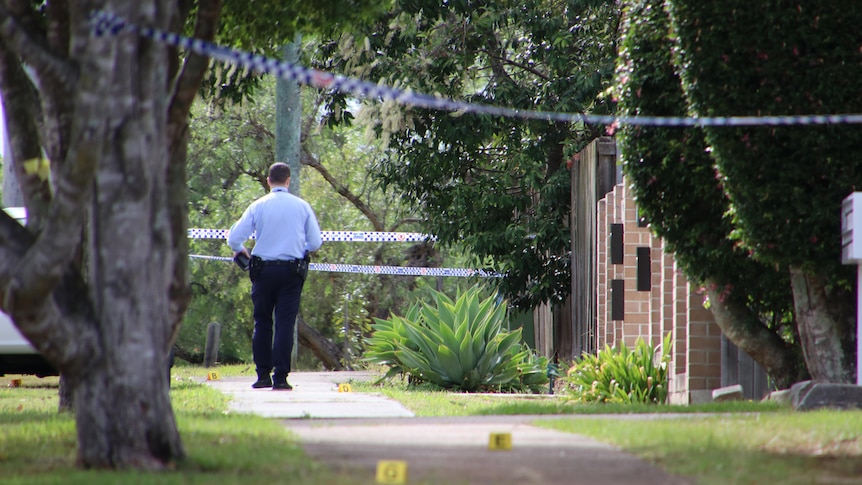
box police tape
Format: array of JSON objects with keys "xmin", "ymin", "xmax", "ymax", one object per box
[
  {"xmin": 89, "ymin": 11, "xmax": 862, "ymax": 128},
  {"xmin": 189, "ymin": 228, "xmax": 433, "ymax": 242},
  {"xmin": 189, "ymin": 254, "xmax": 501, "ymax": 278}
]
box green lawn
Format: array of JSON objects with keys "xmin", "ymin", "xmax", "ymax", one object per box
[
  {"xmin": 537, "ymin": 411, "xmax": 862, "ymax": 485},
  {"xmin": 358, "ymin": 373, "xmax": 862, "ymax": 484},
  {"xmin": 0, "ymin": 370, "xmax": 361, "ymax": 485},
  {"xmin": 2, "ymin": 366, "xmax": 862, "ymax": 485}
]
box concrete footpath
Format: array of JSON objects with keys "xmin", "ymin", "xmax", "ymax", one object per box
[{"xmin": 205, "ymin": 371, "xmax": 691, "ymax": 485}]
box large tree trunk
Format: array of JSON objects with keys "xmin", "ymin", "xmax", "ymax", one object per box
[
  {"xmin": 70, "ymin": 356, "xmax": 181, "ymax": 468},
  {"xmin": 0, "ymin": 0, "xmax": 227, "ymax": 471},
  {"xmin": 71, "ymin": 5, "xmax": 184, "ymax": 465},
  {"xmin": 789, "ymin": 267, "xmax": 855, "ymax": 383},
  {"xmin": 704, "ymin": 279, "xmax": 807, "ymax": 389}
]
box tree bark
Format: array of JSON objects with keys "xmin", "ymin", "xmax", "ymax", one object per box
[
  {"xmin": 704, "ymin": 279, "xmax": 807, "ymax": 389},
  {"xmin": 298, "ymin": 315, "xmax": 347, "ymax": 370},
  {"xmin": 0, "ymin": 2, "xmax": 190, "ymax": 468},
  {"xmin": 788, "ymin": 267, "xmax": 855, "ymax": 383}
]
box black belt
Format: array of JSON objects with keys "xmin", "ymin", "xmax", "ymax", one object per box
[{"xmin": 260, "ymin": 259, "xmax": 298, "ymax": 266}]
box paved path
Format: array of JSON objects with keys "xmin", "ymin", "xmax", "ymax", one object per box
[
  {"xmin": 205, "ymin": 371, "xmax": 414, "ymax": 418},
  {"xmin": 206, "ymin": 371, "xmax": 691, "ymax": 485}
]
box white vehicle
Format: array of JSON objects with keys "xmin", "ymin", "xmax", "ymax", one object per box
[{"xmin": 0, "ymin": 207, "xmax": 57, "ymax": 376}]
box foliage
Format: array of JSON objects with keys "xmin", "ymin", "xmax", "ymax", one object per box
[
  {"xmin": 665, "ymin": 0, "xmax": 862, "ymax": 380},
  {"xmin": 183, "ymin": 77, "xmax": 478, "ymax": 367},
  {"xmin": 198, "ymin": 0, "xmax": 391, "ymax": 105},
  {"xmin": 614, "ymin": 0, "xmax": 804, "ymax": 386},
  {"xmin": 562, "ymin": 333, "xmax": 672, "ymax": 404},
  {"xmin": 365, "ymin": 286, "xmax": 549, "ymax": 392},
  {"xmin": 665, "ymin": 1, "xmax": 862, "ymax": 275},
  {"xmin": 315, "ymin": 0, "xmax": 620, "ymax": 307}
]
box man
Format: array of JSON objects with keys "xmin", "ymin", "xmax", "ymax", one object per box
[{"xmin": 227, "ymin": 162, "xmax": 322, "ymax": 390}]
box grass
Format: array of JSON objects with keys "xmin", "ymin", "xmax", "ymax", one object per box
[
  {"xmin": 357, "ymin": 374, "xmax": 862, "ymax": 484},
  {"xmin": 536, "ymin": 411, "xmax": 862, "ymax": 485},
  {"xmin": 0, "ymin": 371, "xmax": 363, "ymax": 485},
  {"xmin": 3, "ymin": 366, "xmax": 862, "ymax": 485},
  {"xmin": 349, "ymin": 377, "xmax": 781, "ymax": 416}
]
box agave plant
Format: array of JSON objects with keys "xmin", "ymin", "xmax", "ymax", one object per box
[{"xmin": 365, "ymin": 286, "xmax": 549, "ymax": 393}]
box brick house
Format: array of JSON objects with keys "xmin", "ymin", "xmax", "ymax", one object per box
[
  {"xmin": 595, "ymin": 171, "xmax": 722, "ymax": 403},
  {"xmin": 534, "ymin": 137, "xmax": 769, "ymax": 403}
]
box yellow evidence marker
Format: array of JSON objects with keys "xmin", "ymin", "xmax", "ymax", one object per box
[
  {"xmin": 375, "ymin": 460, "xmax": 408, "ymax": 484},
  {"xmin": 337, "ymin": 383, "xmax": 353, "ymax": 393},
  {"xmin": 206, "ymin": 371, "xmax": 221, "ymax": 381},
  {"xmin": 488, "ymin": 432, "xmax": 513, "ymax": 451}
]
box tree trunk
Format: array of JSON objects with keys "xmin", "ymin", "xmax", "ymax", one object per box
[
  {"xmin": 298, "ymin": 315, "xmax": 347, "ymax": 370},
  {"xmin": 789, "ymin": 267, "xmax": 855, "ymax": 383},
  {"xmin": 70, "ymin": 356, "xmax": 181, "ymax": 468},
  {"xmin": 705, "ymin": 279, "xmax": 807, "ymax": 389},
  {"xmin": 66, "ymin": 4, "xmax": 183, "ymax": 466}
]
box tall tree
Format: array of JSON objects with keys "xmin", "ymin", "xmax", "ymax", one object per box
[
  {"xmin": 665, "ymin": 0, "xmax": 862, "ymax": 383},
  {"xmin": 316, "ymin": 0, "xmax": 620, "ymax": 307},
  {"xmin": 615, "ymin": 0, "xmax": 807, "ymax": 388},
  {"xmin": 0, "ymin": 0, "xmax": 380, "ymax": 469}
]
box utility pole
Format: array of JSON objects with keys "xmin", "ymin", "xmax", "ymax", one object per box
[
  {"xmin": 277, "ymin": 35, "xmax": 302, "ymax": 197},
  {"xmin": 276, "ymin": 35, "xmax": 303, "ymax": 368}
]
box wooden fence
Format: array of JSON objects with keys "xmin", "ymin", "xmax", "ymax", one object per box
[{"xmin": 569, "ymin": 137, "xmax": 619, "ymax": 357}]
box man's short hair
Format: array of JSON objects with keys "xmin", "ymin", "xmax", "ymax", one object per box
[{"xmin": 269, "ymin": 163, "xmax": 291, "ymax": 184}]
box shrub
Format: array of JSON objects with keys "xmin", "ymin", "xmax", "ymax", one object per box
[
  {"xmin": 365, "ymin": 286, "xmax": 549, "ymax": 393},
  {"xmin": 563, "ymin": 333, "xmax": 672, "ymax": 404}
]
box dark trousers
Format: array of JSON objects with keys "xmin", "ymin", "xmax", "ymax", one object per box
[{"xmin": 250, "ymin": 264, "xmax": 304, "ymax": 379}]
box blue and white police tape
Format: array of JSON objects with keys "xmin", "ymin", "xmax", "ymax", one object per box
[
  {"xmin": 188, "ymin": 228, "xmax": 434, "ymax": 242},
  {"xmin": 189, "ymin": 254, "xmax": 501, "ymax": 278},
  {"xmin": 89, "ymin": 10, "xmax": 862, "ymax": 128}
]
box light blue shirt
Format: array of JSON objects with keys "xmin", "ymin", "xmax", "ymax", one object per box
[{"xmin": 227, "ymin": 187, "xmax": 322, "ymax": 261}]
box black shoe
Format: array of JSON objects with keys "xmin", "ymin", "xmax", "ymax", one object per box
[
  {"xmin": 272, "ymin": 381, "xmax": 293, "ymax": 391},
  {"xmin": 252, "ymin": 376, "xmax": 272, "ymax": 389}
]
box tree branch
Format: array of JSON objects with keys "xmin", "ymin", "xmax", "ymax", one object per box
[
  {"xmin": 0, "ymin": 38, "xmax": 49, "ymax": 218},
  {"xmin": 0, "ymin": 212, "xmax": 101, "ymax": 375},
  {"xmin": 300, "ymin": 147, "xmax": 385, "ymax": 231},
  {"xmin": 387, "ymin": 218, "xmax": 423, "ymax": 232},
  {"xmin": 477, "ymin": 47, "xmax": 550, "ymax": 81},
  {"xmin": 167, "ymin": 0, "xmax": 221, "ymax": 152},
  {"xmin": 0, "ymin": 2, "xmax": 78, "ymax": 97},
  {"xmin": 165, "ymin": 0, "xmax": 223, "ymax": 337}
]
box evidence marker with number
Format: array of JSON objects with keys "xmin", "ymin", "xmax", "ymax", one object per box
[
  {"xmin": 375, "ymin": 460, "xmax": 408, "ymax": 484},
  {"xmin": 337, "ymin": 383, "xmax": 353, "ymax": 393},
  {"xmin": 488, "ymin": 432, "xmax": 513, "ymax": 450}
]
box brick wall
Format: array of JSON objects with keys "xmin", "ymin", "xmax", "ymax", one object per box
[{"xmin": 596, "ymin": 177, "xmax": 722, "ymax": 404}]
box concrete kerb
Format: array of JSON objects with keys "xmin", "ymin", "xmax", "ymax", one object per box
[{"xmin": 205, "ymin": 371, "xmax": 692, "ymax": 485}]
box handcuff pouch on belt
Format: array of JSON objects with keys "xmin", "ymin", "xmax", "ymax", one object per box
[
  {"xmin": 297, "ymin": 251, "xmax": 311, "ymax": 282},
  {"xmin": 249, "ymin": 255, "xmax": 264, "ymax": 282}
]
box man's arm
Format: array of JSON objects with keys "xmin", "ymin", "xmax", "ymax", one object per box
[
  {"xmin": 305, "ymin": 209, "xmax": 322, "ymax": 252},
  {"xmin": 227, "ymin": 207, "xmax": 255, "ymax": 255}
]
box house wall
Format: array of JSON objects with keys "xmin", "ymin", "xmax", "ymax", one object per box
[{"xmin": 595, "ymin": 176, "xmax": 722, "ymax": 404}]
